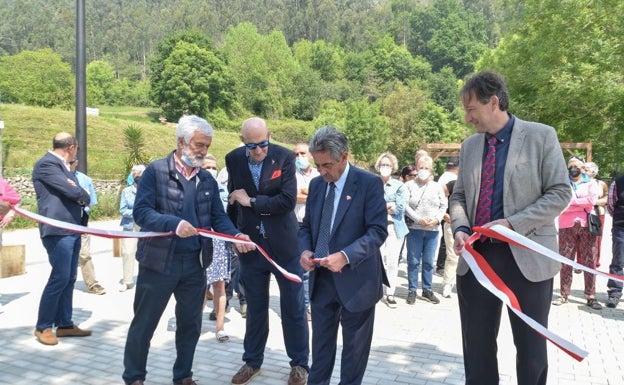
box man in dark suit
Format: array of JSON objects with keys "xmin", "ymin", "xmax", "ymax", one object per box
[
  {"xmin": 299, "ymin": 126, "xmax": 388, "ymax": 385},
  {"xmin": 226, "ymin": 117, "xmax": 309, "ymax": 385},
  {"xmin": 32, "ymin": 132, "xmax": 92, "ymax": 345},
  {"xmin": 450, "ymin": 72, "xmax": 571, "ymax": 385}
]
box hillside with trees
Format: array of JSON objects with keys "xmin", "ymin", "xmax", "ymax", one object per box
[{"xmin": 0, "ymin": 0, "xmax": 622, "ymax": 175}]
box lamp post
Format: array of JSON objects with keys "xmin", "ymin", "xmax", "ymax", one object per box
[{"xmin": 75, "ymin": 0, "xmax": 87, "ymax": 173}]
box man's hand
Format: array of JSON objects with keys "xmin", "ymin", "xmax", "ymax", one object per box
[
  {"xmin": 0, "ymin": 201, "xmax": 11, "ymax": 216},
  {"xmin": 300, "ymin": 250, "xmax": 315, "ymax": 272},
  {"xmin": 319, "ymin": 252, "xmax": 348, "ymax": 273},
  {"xmin": 228, "ymin": 189, "xmax": 252, "ymax": 207},
  {"xmin": 66, "ymin": 178, "xmax": 77, "ymax": 187},
  {"xmin": 0, "ymin": 209, "xmax": 15, "ymax": 228},
  {"xmin": 233, "ymin": 233, "xmax": 256, "ymax": 254},
  {"xmin": 175, "ymin": 220, "xmax": 198, "ymax": 238},
  {"xmin": 453, "ymin": 231, "xmax": 469, "ymax": 255}
]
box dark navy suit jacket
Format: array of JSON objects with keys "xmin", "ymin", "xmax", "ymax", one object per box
[
  {"xmin": 299, "ymin": 165, "xmax": 388, "ymax": 313},
  {"xmin": 225, "ymin": 144, "xmax": 299, "ymax": 262},
  {"xmin": 32, "ymin": 152, "xmax": 91, "ymax": 237}
]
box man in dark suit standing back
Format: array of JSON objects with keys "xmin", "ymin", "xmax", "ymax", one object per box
[
  {"xmin": 299, "ymin": 126, "xmax": 388, "ymax": 385},
  {"xmin": 450, "ymin": 71, "xmax": 571, "ymax": 385},
  {"xmin": 32, "ymin": 132, "xmax": 92, "ymax": 346},
  {"xmin": 226, "ymin": 117, "xmax": 309, "ymax": 385}
]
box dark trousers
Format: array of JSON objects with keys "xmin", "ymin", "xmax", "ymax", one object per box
[
  {"xmin": 36, "ymin": 234, "xmax": 81, "ymax": 330},
  {"xmin": 308, "ymin": 268, "xmax": 375, "ymax": 385},
  {"xmin": 608, "ymin": 226, "xmax": 624, "ymax": 298},
  {"xmin": 436, "ymin": 222, "xmax": 446, "ymax": 270},
  {"xmin": 122, "ymin": 255, "xmax": 206, "ymax": 384},
  {"xmin": 239, "ymin": 238, "xmax": 309, "ymax": 369},
  {"xmin": 457, "ymin": 242, "xmax": 552, "ymax": 385}
]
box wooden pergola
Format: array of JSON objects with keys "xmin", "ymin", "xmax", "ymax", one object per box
[{"xmin": 422, "ymin": 142, "xmax": 592, "ymax": 162}]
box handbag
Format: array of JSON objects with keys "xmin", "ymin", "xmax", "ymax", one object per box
[{"xmin": 585, "ymin": 209, "xmax": 602, "ymax": 236}]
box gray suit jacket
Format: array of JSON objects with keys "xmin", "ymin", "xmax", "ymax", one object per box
[{"xmin": 450, "ymin": 118, "xmax": 571, "ymax": 282}]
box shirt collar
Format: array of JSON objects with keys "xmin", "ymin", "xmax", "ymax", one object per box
[
  {"xmin": 487, "ymin": 113, "xmax": 514, "ymax": 143},
  {"xmin": 173, "ymin": 152, "xmax": 200, "ymax": 180}
]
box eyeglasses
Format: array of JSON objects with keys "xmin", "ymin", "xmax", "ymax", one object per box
[
  {"xmin": 69, "ymin": 160, "xmax": 78, "ymax": 165},
  {"xmin": 244, "ymin": 140, "xmax": 270, "ymax": 150},
  {"xmin": 407, "ymin": 173, "xmax": 418, "ymax": 177}
]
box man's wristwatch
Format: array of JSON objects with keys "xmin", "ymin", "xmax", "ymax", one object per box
[{"xmin": 249, "ymin": 197, "xmax": 256, "ymax": 208}]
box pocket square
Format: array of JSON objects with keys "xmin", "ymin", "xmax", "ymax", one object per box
[{"xmin": 270, "ymin": 170, "xmax": 282, "ymax": 179}]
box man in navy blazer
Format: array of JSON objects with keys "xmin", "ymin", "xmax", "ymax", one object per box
[
  {"xmin": 226, "ymin": 117, "xmax": 309, "ymax": 385},
  {"xmin": 299, "ymin": 126, "xmax": 388, "ymax": 385},
  {"xmin": 32, "ymin": 132, "xmax": 92, "ymax": 346}
]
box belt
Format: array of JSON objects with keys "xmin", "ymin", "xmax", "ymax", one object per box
[{"xmin": 485, "ymin": 237, "xmax": 503, "ymax": 244}]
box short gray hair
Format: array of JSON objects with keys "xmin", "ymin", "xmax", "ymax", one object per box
[
  {"xmin": 176, "ymin": 115, "xmax": 213, "ymax": 144},
  {"xmin": 309, "ymin": 125, "xmax": 349, "ymax": 161}
]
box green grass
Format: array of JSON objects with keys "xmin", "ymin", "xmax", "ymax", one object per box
[{"xmin": 0, "ymin": 104, "xmax": 251, "ymax": 179}]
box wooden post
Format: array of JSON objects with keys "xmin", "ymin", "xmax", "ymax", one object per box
[
  {"xmin": 0, "ymin": 244, "xmax": 26, "ymax": 278},
  {"xmin": 113, "ymin": 238, "xmax": 121, "ymax": 257}
]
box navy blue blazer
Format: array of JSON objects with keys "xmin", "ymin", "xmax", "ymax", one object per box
[
  {"xmin": 225, "ymin": 144, "xmax": 299, "ymax": 262},
  {"xmin": 299, "ymin": 165, "xmax": 388, "ymax": 313},
  {"xmin": 32, "ymin": 152, "xmax": 91, "ymax": 237}
]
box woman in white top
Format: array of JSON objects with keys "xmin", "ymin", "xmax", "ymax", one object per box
[{"xmin": 403, "ymin": 156, "xmax": 447, "ymax": 305}]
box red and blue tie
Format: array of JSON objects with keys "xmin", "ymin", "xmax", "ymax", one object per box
[{"xmin": 475, "ymin": 136, "xmax": 498, "ymax": 240}]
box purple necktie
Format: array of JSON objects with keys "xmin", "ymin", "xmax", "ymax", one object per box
[{"xmin": 475, "ymin": 136, "xmax": 497, "ymax": 240}]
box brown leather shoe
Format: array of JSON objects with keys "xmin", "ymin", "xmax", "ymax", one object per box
[
  {"xmin": 232, "ymin": 363, "xmax": 260, "ymax": 385},
  {"xmin": 34, "ymin": 328, "xmax": 58, "ymax": 345},
  {"xmin": 173, "ymin": 378, "xmax": 197, "ymax": 385},
  {"xmin": 287, "ymin": 366, "xmax": 308, "ymax": 385},
  {"xmin": 56, "ymin": 325, "xmax": 92, "ymax": 337}
]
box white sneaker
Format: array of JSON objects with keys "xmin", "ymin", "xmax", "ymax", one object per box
[{"xmin": 442, "ymin": 284, "xmax": 452, "ymax": 298}]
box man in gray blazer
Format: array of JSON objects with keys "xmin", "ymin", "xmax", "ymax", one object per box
[{"xmin": 450, "ymin": 72, "xmax": 571, "ymax": 385}]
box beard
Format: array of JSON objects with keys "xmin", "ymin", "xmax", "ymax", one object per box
[{"xmin": 182, "ymin": 146, "xmax": 204, "ymax": 168}]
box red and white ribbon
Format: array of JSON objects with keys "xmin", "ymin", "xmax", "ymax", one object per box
[
  {"xmin": 12, "ymin": 206, "xmax": 301, "ymax": 283},
  {"xmin": 464, "ymin": 224, "xmax": 624, "ymax": 362}
]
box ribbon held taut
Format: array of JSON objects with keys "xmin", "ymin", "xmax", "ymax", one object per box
[
  {"xmin": 11, "ymin": 206, "xmax": 302, "ymax": 283},
  {"xmin": 464, "ymin": 224, "xmax": 624, "ymax": 362}
]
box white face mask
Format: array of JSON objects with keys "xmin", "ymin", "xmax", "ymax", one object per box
[
  {"xmin": 379, "ymin": 166, "xmax": 392, "ymax": 177},
  {"xmin": 417, "ymin": 169, "xmax": 430, "ymax": 180},
  {"xmin": 208, "ymin": 169, "xmax": 218, "ymax": 179}
]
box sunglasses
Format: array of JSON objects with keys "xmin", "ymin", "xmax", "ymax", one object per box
[{"xmin": 244, "ymin": 140, "xmax": 270, "ymax": 150}]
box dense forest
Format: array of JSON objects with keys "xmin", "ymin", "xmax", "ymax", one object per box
[{"xmin": 0, "ymin": 0, "xmax": 623, "ymax": 173}]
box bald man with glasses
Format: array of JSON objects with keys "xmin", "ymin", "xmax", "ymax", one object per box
[{"xmin": 226, "ymin": 117, "xmax": 309, "ymax": 385}]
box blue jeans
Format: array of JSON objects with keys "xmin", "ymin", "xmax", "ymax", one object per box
[
  {"xmin": 608, "ymin": 226, "xmax": 624, "ymax": 298},
  {"xmin": 36, "ymin": 234, "xmax": 81, "ymax": 331},
  {"xmin": 406, "ymin": 228, "xmax": 439, "ymax": 291}
]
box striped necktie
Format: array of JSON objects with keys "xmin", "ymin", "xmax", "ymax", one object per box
[
  {"xmin": 475, "ymin": 136, "xmax": 498, "ymax": 239},
  {"xmin": 315, "ymin": 182, "xmax": 335, "ymax": 259}
]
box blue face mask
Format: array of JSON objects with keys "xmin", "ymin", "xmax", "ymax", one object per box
[
  {"xmin": 295, "ymin": 156, "xmax": 310, "ymax": 170},
  {"xmin": 181, "ymin": 154, "xmax": 195, "ymax": 168}
]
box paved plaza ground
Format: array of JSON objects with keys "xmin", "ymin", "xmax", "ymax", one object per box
[{"xmin": 1, "ymin": 217, "xmax": 623, "ymax": 385}]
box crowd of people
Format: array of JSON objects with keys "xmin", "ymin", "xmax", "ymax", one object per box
[{"xmin": 2, "ymin": 70, "xmax": 622, "ymax": 385}]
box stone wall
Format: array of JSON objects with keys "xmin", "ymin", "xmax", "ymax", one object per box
[{"xmin": 6, "ymin": 176, "xmax": 125, "ymax": 199}]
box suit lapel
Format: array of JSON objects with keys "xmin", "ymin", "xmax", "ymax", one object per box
[
  {"xmin": 504, "ymin": 120, "xmax": 526, "ymax": 187},
  {"xmin": 331, "ymin": 167, "xmax": 356, "ymax": 237},
  {"xmin": 468, "ymin": 136, "xmax": 486, "ymax": 217}
]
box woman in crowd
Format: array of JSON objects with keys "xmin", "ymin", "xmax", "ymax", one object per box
[
  {"xmin": 404, "ymin": 156, "xmax": 446, "ymax": 305},
  {"xmin": 585, "ymin": 161, "xmax": 608, "ymax": 267},
  {"xmin": 118, "ymin": 165, "xmax": 145, "ymax": 292},
  {"xmin": 552, "ymin": 156, "xmax": 601, "ymax": 309},
  {"xmin": 375, "ymin": 152, "xmax": 408, "ymax": 308},
  {"xmin": 202, "ymin": 155, "xmax": 232, "ymax": 342}
]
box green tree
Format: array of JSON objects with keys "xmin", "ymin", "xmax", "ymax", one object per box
[
  {"xmin": 223, "ymin": 23, "xmax": 298, "ymax": 118},
  {"xmin": 86, "ymin": 60, "xmax": 115, "ymax": 106},
  {"xmin": 477, "ymin": 0, "xmax": 624, "ymax": 174},
  {"xmin": 155, "ymin": 41, "xmax": 233, "ymax": 121},
  {"xmin": 0, "ymin": 48, "xmax": 73, "ymax": 108},
  {"xmin": 344, "ymin": 98, "xmax": 388, "ymax": 165}
]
